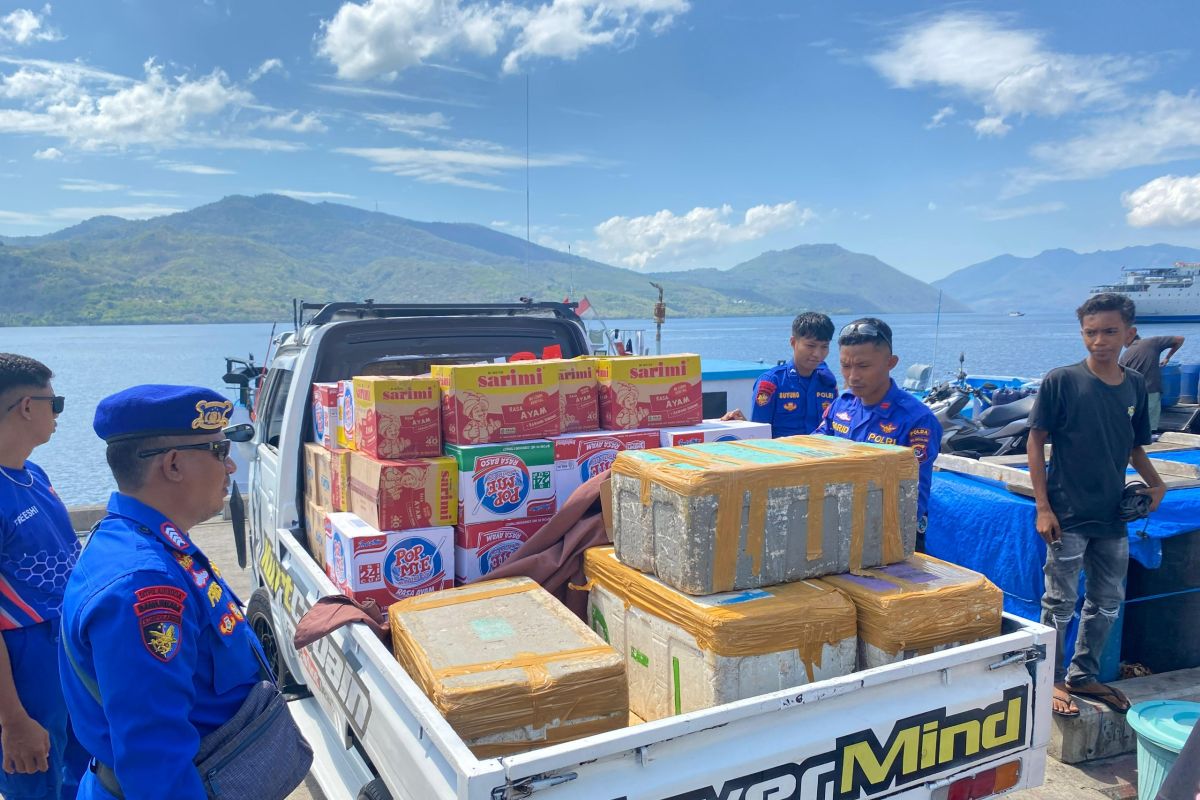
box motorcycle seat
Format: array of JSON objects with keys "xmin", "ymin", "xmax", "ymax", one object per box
[{"xmin": 976, "ymin": 394, "xmax": 1035, "ymax": 427}]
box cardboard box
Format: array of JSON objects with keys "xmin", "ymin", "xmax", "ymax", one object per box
[
  {"xmin": 596, "ymin": 354, "xmax": 702, "ymax": 430},
  {"xmin": 329, "ymin": 448, "xmax": 351, "ymax": 512},
  {"xmin": 454, "ymin": 514, "xmax": 551, "ymax": 583},
  {"xmin": 349, "ymin": 452, "xmax": 458, "ymax": 530},
  {"xmin": 658, "ymin": 419, "xmax": 772, "ymax": 448},
  {"xmin": 337, "ymin": 379, "xmax": 355, "ymax": 450},
  {"xmin": 326, "ymin": 512, "xmax": 453, "ymax": 607},
  {"xmin": 353, "ymin": 376, "xmax": 442, "ymax": 459},
  {"xmin": 551, "ymin": 429, "xmax": 659, "ymax": 506},
  {"xmin": 444, "ymin": 440, "xmax": 556, "ymax": 525},
  {"xmin": 311, "ymin": 383, "xmax": 340, "ymax": 449},
  {"xmin": 389, "ymin": 577, "xmax": 627, "ymax": 757},
  {"xmin": 433, "ymin": 361, "xmax": 561, "ymax": 445},
  {"xmin": 304, "ymin": 500, "xmax": 328, "ymax": 570},
  {"xmin": 303, "ymin": 442, "xmax": 324, "ymax": 501},
  {"xmin": 554, "ymin": 358, "xmax": 600, "ymax": 433}
]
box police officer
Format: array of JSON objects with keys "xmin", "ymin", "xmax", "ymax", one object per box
[
  {"xmin": 725, "ymin": 312, "xmax": 839, "ymax": 436},
  {"xmin": 59, "ymin": 385, "xmax": 265, "ymax": 799},
  {"xmin": 0, "ymin": 354, "xmax": 87, "ymax": 800},
  {"xmin": 815, "ymin": 318, "xmax": 942, "ymax": 547}
]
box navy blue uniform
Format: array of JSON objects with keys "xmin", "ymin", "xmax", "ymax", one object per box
[
  {"xmin": 0, "ymin": 461, "xmax": 86, "ymax": 800},
  {"xmin": 814, "ymin": 379, "xmax": 942, "ymax": 521},
  {"xmin": 750, "ymin": 360, "xmax": 839, "ymax": 437},
  {"xmin": 59, "ymin": 493, "xmax": 261, "ymax": 800}
]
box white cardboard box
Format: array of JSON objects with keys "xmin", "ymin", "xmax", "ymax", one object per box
[
  {"xmin": 550, "ymin": 429, "xmax": 660, "ymax": 506},
  {"xmin": 658, "ymin": 419, "xmax": 772, "ymax": 448},
  {"xmin": 325, "ymin": 512, "xmax": 453, "ymax": 608}
]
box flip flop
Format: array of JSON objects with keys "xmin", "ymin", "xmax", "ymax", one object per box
[
  {"xmin": 1066, "ymin": 681, "xmax": 1131, "ymax": 714},
  {"xmin": 1052, "ymin": 685, "xmax": 1080, "ymax": 718}
]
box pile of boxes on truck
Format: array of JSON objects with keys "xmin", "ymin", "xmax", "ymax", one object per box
[{"xmin": 299, "ymin": 351, "xmax": 1004, "ymax": 756}]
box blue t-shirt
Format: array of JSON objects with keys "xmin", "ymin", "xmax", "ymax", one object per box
[
  {"xmin": 0, "ymin": 461, "xmax": 79, "ymax": 630},
  {"xmin": 749, "ymin": 360, "xmax": 839, "ymax": 437}
]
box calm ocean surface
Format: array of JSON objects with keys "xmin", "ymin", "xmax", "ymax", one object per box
[{"xmin": 7, "ymin": 312, "xmax": 1200, "ymax": 506}]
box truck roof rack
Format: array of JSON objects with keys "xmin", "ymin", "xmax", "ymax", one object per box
[{"xmin": 299, "ymin": 300, "xmax": 581, "ymax": 327}]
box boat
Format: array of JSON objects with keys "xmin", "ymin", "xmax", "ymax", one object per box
[
  {"xmin": 1008, "ymin": 311, "xmax": 1024, "ymax": 317},
  {"xmin": 1090, "ymin": 261, "xmax": 1200, "ymax": 322}
]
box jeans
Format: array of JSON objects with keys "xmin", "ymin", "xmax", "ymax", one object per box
[
  {"xmin": 1148, "ymin": 392, "xmax": 1161, "ymax": 433},
  {"xmin": 1040, "ymin": 530, "xmax": 1129, "ymax": 685}
]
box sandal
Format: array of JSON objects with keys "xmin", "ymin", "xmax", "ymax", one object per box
[
  {"xmin": 1052, "ymin": 684, "xmax": 1080, "ymax": 717},
  {"xmin": 1066, "ymin": 681, "xmax": 1131, "ymax": 714}
]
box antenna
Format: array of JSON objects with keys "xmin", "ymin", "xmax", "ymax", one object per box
[
  {"xmin": 525, "ymin": 73, "xmax": 531, "ymax": 245},
  {"xmin": 932, "ymin": 290, "xmax": 943, "ymax": 378}
]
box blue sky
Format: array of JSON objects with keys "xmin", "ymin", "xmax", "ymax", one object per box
[{"xmin": 2, "ymin": 1, "xmax": 1200, "ymax": 281}]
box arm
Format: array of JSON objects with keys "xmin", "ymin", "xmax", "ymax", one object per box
[
  {"xmin": 1129, "ymin": 447, "xmax": 1166, "ymax": 512},
  {"xmin": 1161, "ymin": 336, "xmax": 1186, "ymax": 366},
  {"xmin": 0, "ymin": 634, "xmax": 49, "ymax": 775},
  {"xmin": 1027, "ymin": 428, "xmax": 1060, "ymax": 544},
  {"xmin": 748, "ymin": 375, "xmax": 776, "ymax": 432}
]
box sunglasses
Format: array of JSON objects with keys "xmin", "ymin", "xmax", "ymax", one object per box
[
  {"xmin": 137, "ymin": 439, "xmax": 233, "ymax": 461},
  {"xmin": 4, "ymin": 395, "xmax": 66, "ymax": 415},
  {"xmin": 839, "ymin": 322, "xmax": 892, "ymax": 347}
]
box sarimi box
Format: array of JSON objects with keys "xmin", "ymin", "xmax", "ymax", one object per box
[
  {"xmin": 353, "ymin": 376, "xmax": 441, "ymax": 459},
  {"xmin": 548, "ymin": 358, "xmax": 600, "ymax": 434},
  {"xmin": 311, "ymin": 383, "xmax": 339, "ymax": 449},
  {"xmin": 444, "ymin": 440, "xmax": 556, "ymax": 525},
  {"xmin": 433, "ymin": 361, "xmax": 561, "ymax": 445},
  {"xmin": 349, "ymin": 452, "xmax": 458, "ymax": 530},
  {"xmin": 454, "ymin": 514, "xmax": 551, "ymax": 583},
  {"xmin": 551, "ymin": 429, "xmax": 660, "ymax": 506},
  {"xmin": 595, "ymin": 354, "xmax": 703, "ymax": 430},
  {"xmin": 325, "ymin": 512, "xmax": 453, "ymax": 606},
  {"xmin": 658, "ymin": 419, "xmax": 772, "ymax": 448},
  {"xmin": 329, "ymin": 447, "xmax": 351, "ymax": 512}
]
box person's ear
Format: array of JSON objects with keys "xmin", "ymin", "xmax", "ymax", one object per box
[
  {"xmin": 888, "ymin": 354, "xmax": 900, "ymax": 370},
  {"xmin": 162, "ymin": 450, "xmax": 187, "ymax": 484}
]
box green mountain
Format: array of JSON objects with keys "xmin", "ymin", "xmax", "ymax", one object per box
[
  {"xmin": 0, "ymin": 195, "xmax": 958, "ymax": 325},
  {"xmin": 653, "ymin": 244, "xmax": 969, "ymax": 313}
]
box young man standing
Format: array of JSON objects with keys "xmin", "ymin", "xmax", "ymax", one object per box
[
  {"xmin": 0, "ymin": 354, "xmax": 85, "ymax": 800},
  {"xmin": 724, "ymin": 312, "xmax": 839, "ymax": 436},
  {"xmin": 814, "ymin": 318, "xmax": 942, "ymax": 546},
  {"xmin": 1028, "ymin": 293, "xmax": 1165, "ymax": 717},
  {"xmin": 1119, "ymin": 329, "xmax": 1185, "ymax": 433}
]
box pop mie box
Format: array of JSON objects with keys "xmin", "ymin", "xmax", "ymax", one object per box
[
  {"xmin": 349, "ymin": 452, "xmax": 458, "ymax": 531},
  {"xmin": 658, "ymin": 419, "xmax": 772, "ymax": 448},
  {"xmin": 311, "ymin": 383, "xmax": 339, "ymax": 449},
  {"xmin": 551, "ymin": 429, "xmax": 660, "ymax": 506},
  {"xmin": 433, "ymin": 361, "xmax": 561, "ymax": 445},
  {"xmin": 326, "ymin": 512, "xmax": 454, "ymax": 607},
  {"xmin": 353, "ymin": 376, "xmax": 442, "ymax": 459},
  {"xmin": 547, "ymin": 358, "xmax": 599, "ymax": 433},
  {"xmin": 595, "ymin": 354, "xmax": 703, "ymax": 430},
  {"xmin": 454, "ymin": 514, "xmax": 552, "ymax": 583},
  {"xmin": 444, "ymin": 440, "xmax": 556, "ymax": 525},
  {"xmin": 337, "ymin": 379, "xmax": 356, "ymax": 450}
]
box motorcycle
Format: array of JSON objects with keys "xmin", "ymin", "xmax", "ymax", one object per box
[{"xmin": 924, "ymin": 366, "xmax": 1035, "ymax": 458}]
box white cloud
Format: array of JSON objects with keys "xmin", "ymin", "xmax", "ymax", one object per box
[
  {"xmin": 976, "ymin": 201, "xmax": 1066, "ymax": 221},
  {"xmin": 925, "ymin": 105, "xmax": 954, "ymax": 129},
  {"xmin": 158, "ymin": 160, "xmax": 235, "ymax": 175},
  {"xmin": 254, "ymin": 110, "xmax": 327, "ymax": 133},
  {"xmin": 127, "ymin": 188, "xmax": 181, "ymax": 198},
  {"xmin": 0, "ymin": 208, "xmax": 45, "ymax": 226},
  {"xmin": 32, "ymin": 146, "xmax": 61, "ymax": 159},
  {"xmin": 50, "ymin": 204, "xmax": 180, "ymax": 221},
  {"xmin": 362, "ymin": 110, "xmax": 450, "ymax": 136},
  {"xmin": 316, "ymin": 0, "xmax": 689, "ymax": 80},
  {"xmin": 869, "ymin": 11, "xmax": 1150, "ymax": 134},
  {"xmin": 313, "ymin": 82, "xmax": 478, "ymax": 107},
  {"xmin": 587, "ymin": 201, "xmax": 812, "ymax": 270},
  {"xmin": 0, "ymin": 6, "xmax": 61, "ymax": 45},
  {"xmin": 61, "ymin": 177, "xmax": 125, "ymax": 192},
  {"xmin": 248, "ymin": 58, "xmax": 284, "ymax": 83},
  {"xmin": 1124, "ymin": 173, "xmax": 1200, "ymax": 228},
  {"xmin": 973, "ymin": 115, "xmax": 1011, "ymax": 138},
  {"xmin": 336, "ymin": 143, "xmax": 584, "ymax": 191},
  {"xmin": 272, "ymin": 189, "xmax": 357, "ymax": 200}
]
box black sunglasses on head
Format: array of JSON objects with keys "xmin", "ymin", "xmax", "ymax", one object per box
[
  {"xmin": 839, "ymin": 322, "xmax": 892, "ymax": 347},
  {"xmin": 137, "ymin": 439, "xmax": 233, "ymax": 461},
  {"xmin": 4, "ymin": 395, "xmax": 66, "ymax": 415}
]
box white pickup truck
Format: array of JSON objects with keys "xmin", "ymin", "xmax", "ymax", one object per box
[{"xmin": 236, "ymin": 301, "xmax": 1055, "ymax": 800}]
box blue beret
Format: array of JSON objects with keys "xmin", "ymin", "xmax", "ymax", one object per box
[{"xmin": 94, "ymin": 384, "xmax": 234, "ymax": 443}]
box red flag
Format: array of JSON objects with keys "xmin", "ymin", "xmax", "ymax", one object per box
[{"xmin": 576, "ymin": 296, "xmax": 591, "ymax": 316}]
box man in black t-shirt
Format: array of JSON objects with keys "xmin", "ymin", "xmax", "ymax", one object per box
[
  {"xmin": 1028, "ymin": 293, "xmax": 1166, "ymax": 718},
  {"xmin": 1119, "ymin": 330, "xmax": 1184, "ymax": 432}
]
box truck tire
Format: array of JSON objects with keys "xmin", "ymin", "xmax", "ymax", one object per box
[
  {"xmin": 357, "ymin": 778, "xmax": 393, "ymax": 800},
  {"xmin": 246, "ymin": 588, "xmax": 296, "ymax": 685}
]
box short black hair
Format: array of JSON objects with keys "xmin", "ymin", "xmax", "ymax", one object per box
[
  {"xmin": 0, "ymin": 353, "xmax": 52, "ymax": 397},
  {"xmin": 791, "ymin": 312, "xmax": 834, "ymax": 342},
  {"xmin": 838, "ymin": 317, "xmax": 893, "ymax": 352},
  {"xmin": 106, "ymin": 436, "xmax": 166, "ymax": 492},
  {"xmin": 1077, "ymin": 293, "xmax": 1135, "ymax": 325}
]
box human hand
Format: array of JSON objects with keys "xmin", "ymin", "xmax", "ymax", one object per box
[
  {"xmin": 1139, "ymin": 483, "xmax": 1166, "ymax": 513},
  {"xmin": 721, "ymin": 408, "xmax": 746, "ymax": 421},
  {"xmin": 1, "ymin": 713, "xmax": 49, "ymax": 774},
  {"xmin": 1161, "ymin": 358, "xmax": 1170, "ymax": 367},
  {"xmin": 1035, "ymin": 508, "xmax": 1061, "ymax": 546}
]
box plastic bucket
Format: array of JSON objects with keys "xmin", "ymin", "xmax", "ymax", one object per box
[
  {"xmin": 1127, "ymin": 700, "xmax": 1200, "ymax": 800},
  {"xmin": 1160, "ymin": 363, "xmax": 1181, "ymax": 408},
  {"xmin": 1180, "ymin": 363, "xmax": 1200, "ymax": 404}
]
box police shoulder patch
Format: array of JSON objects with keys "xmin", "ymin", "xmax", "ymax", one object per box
[
  {"xmin": 755, "ymin": 380, "xmax": 777, "ymax": 407},
  {"xmin": 134, "ymin": 585, "xmax": 186, "ymax": 663}
]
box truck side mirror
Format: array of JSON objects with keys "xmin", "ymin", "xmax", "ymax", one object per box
[{"xmin": 224, "ymin": 423, "xmax": 255, "ymax": 442}]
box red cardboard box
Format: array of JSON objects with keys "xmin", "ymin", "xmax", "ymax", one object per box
[
  {"xmin": 432, "ymin": 361, "xmax": 561, "ymax": 445},
  {"xmin": 349, "ymin": 452, "xmax": 458, "ymax": 530},
  {"xmin": 454, "ymin": 515, "xmax": 551, "ymax": 583}
]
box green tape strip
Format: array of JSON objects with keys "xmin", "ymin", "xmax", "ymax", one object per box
[
  {"xmin": 672, "ymin": 656, "xmax": 681, "ymax": 715},
  {"xmin": 631, "ymin": 646, "xmax": 650, "ymax": 667}
]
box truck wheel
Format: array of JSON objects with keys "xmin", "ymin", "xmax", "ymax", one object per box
[
  {"xmin": 246, "ymin": 588, "xmax": 295, "ymax": 685},
  {"xmin": 357, "ymin": 778, "xmax": 393, "ymax": 800}
]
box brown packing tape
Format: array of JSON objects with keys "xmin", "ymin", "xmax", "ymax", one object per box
[
  {"xmin": 584, "ymin": 547, "xmax": 856, "ymax": 674},
  {"xmin": 393, "ymin": 577, "xmax": 539, "ymax": 613}
]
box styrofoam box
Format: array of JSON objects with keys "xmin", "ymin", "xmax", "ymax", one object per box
[
  {"xmin": 658, "ymin": 419, "xmax": 772, "ymax": 447},
  {"xmin": 550, "ymin": 429, "xmax": 659, "ymax": 506},
  {"xmin": 325, "ymin": 512, "xmax": 453, "ymax": 608}
]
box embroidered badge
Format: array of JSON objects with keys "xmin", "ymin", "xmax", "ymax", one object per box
[
  {"xmin": 134, "ymin": 586, "xmax": 186, "ymax": 663},
  {"xmin": 879, "ymin": 422, "xmax": 897, "ymax": 434},
  {"xmin": 192, "ymin": 399, "xmax": 233, "ymax": 431},
  {"xmin": 161, "ymin": 523, "xmax": 189, "ymax": 550},
  {"xmin": 219, "ymin": 600, "xmax": 244, "ymax": 636},
  {"xmin": 755, "ymin": 380, "xmax": 777, "ymax": 407},
  {"xmin": 836, "ymin": 411, "xmax": 852, "ymax": 421},
  {"xmin": 783, "ymin": 402, "xmax": 797, "ymax": 412},
  {"xmin": 207, "ymin": 582, "xmax": 223, "ymax": 607}
]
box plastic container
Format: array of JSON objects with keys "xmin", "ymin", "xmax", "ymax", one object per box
[
  {"xmin": 1160, "ymin": 363, "xmax": 1181, "ymax": 408},
  {"xmin": 1126, "ymin": 700, "xmax": 1200, "ymax": 800},
  {"xmin": 1180, "ymin": 363, "xmax": 1200, "ymax": 404},
  {"xmin": 1123, "ymin": 529, "xmax": 1200, "ymax": 673}
]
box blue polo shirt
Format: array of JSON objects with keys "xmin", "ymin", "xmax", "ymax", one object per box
[
  {"xmin": 814, "ymin": 379, "xmax": 942, "ymax": 519},
  {"xmin": 749, "ymin": 360, "xmax": 839, "ymax": 437}
]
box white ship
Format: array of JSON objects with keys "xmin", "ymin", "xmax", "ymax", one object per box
[{"xmin": 1090, "ymin": 261, "xmax": 1200, "ymax": 322}]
